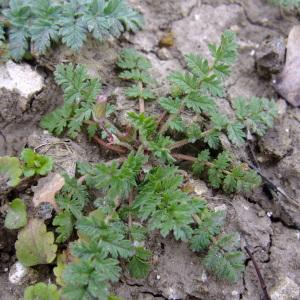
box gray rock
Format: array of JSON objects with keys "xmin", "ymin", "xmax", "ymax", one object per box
[
  {"xmin": 274, "ymin": 26, "xmax": 300, "ymax": 107},
  {"xmin": 255, "ymin": 36, "xmax": 286, "ymax": 79}
]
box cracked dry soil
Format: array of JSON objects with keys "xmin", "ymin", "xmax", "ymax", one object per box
[{"xmin": 1, "ymin": 0, "xmax": 300, "ymax": 299}]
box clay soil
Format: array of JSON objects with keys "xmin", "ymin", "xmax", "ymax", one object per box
[{"xmin": 1, "ymin": 1, "xmax": 300, "ymax": 299}]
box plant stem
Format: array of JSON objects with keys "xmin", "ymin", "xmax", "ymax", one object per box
[
  {"xmin": 138, "ymin": 82, "xmax": 145, "ymax": 113},
  {"xmin": 128, "ymin": 190, "xmax": 134, "ymax": 228},
  {"xmin": 93, "ymin": 136, "xmax": 127, "ymax": 154},
  {"xmin": 244, "ymin": 247, "xmax": 271, "ymax": 300},
  {"xmin": 157, "ymin": 111, "xmax": 168, "ymax": 127},
  {"xmin": 169, "ymin": 139, "xmax": 189, "ymax": 150},
  {"xmin": 168, "ymin": 128, "xmax": 215, "ymax": 150},
  {"xmin": 172, "ymin": 153, "xmax": 197, "ymax": 162},
  {"xmin": 172, "ymin": 153, "xmax": 230, "ymax": 175}
]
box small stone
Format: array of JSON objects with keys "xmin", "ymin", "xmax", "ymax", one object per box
[
  {"xmin": 192, "ymin": 179, "xmax": 209, "ymax": 196},
  {"xmin": 214, "ymin": 204, "xmax": 227, "ymax": 212},
  {"xmin": 270, "ymin": 276, "xmax": 300, "ymax": 300},
  {"xmin": 230, "ymin": 25, "xmax": 241, "ymax": 33},
  {"xmin": 276, "ymin": 99, "xmax": 287, "ymax": 116},
  {"xmin": 157, "ymin": 48, "xmax": 172, "ymax": 60},
  {"xmin": 255, "ymin": 36, "xmax": 286, "ymax": 79},
  {"xmin": 257, "ymin": 210, "xmax": 266, "ymax": 217},
  {"xmin": 9, "ymin": 262, "xmax": 29, "ymax": 285}
]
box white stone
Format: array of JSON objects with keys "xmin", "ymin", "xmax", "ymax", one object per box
[
  {"xmin": 0, "ymin": 60, "xmax": 44, "ymax": 98},
  {"xmin": 270, "ymin": 277, "xmax": 300, "ymax": 300},
  {"xmin": 9, "ymin": 262, "xmax": 29, "ymax": 285}
]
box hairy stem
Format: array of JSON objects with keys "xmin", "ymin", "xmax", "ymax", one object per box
[
  {"xmin": 173, "ymin": 153, "xmax": 230, "ymax": 175},
  {"xmin": 93, "ymin": 136, "xmax": 127, "ymax": 154},
  {"xmin": 138, "ymin": 82, "xmax": 145, "ymax": 113},
  {"xmin": 169, "ymin": 129, "xmax": 215, "ymax": 150}
]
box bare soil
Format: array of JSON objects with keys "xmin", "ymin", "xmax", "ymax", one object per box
[{"xmin": 1, "ymin": 1, "xmax": 300, "ymax": 299}]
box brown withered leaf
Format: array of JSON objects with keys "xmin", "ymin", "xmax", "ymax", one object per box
[
  {"xmin": 32, "ymin": 173, "xmax": 65, "ymax": 211},
  {"xmin": 274, "ymin": 26, "xmax": 300, "ymax": 107}
]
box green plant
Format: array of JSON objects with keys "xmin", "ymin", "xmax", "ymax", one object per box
[
  {"xmin": 4, "ymin": 198, "xmax": 27, "ymax": 229},
  {"xmin": 0, "ymin": 0, "xmax": 143, "ymax": 60},
  {"xmin": 4, "ymin": 31, "xmax": 279, "ymax": 300},
  {"xmin": 0, "ymin": 149, "xmax": 53, "ymax": 188},
  {"xmin": 117, "ymin": 48, "xmax": 155, "ymax": 112},
  {"xmin": 270, "ymin": 0, "xmax": 300, "ymax": 8},
  {"xmin": 24, "ymin": 282, "xmax": 60, "ymax": 300}
]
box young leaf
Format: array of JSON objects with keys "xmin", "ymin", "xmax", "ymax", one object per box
[
  {"xmin": 128, "ymin": 247, "xmax": 151, "ymax": 279},
  {"xmin": 0, "ymin": 156, "xmax": 22, "ymax": 187},
  {"xmin": 159, "ymin": 97, "xmax": 181, "ymax": 114},
  {"xmin": 190, "ymin": 211, "xmax": 225, "ymax": 252},
  {"xmin": 20, "ymin": 148, "xmax": 53, "ymax": 177},
  {"xmin": 76, "ymin": 209, "xmax": 134, "ymax": 258},
  {"xmin": 53, "ymin": 210, "xmax": 74, "ymax": 243},
  {"xmin": 55, "ymin": 174, "xmax": 89, "ymax": 219},
  {"xmin": 15, "ymin": 218, "xmax": 57, "ymax": 266},
  {"xmin": 204, "ymin": 233, "xmax": 245, "ymax": 283},
  {"xmin": 24, "ymin": 282, "xmax": 60, "ymax": 300},
  {"xmin": 4, "ymin": 198, "xmax": 27, "ymax": 229},
  {"xmin": 233, "ymin": 97, "xmax": 278, "ymax": 136}
]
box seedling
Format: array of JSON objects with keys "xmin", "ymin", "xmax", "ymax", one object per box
[{"xmin": 4, "ymin": 31, "xmax": 278, "ymax": 300}]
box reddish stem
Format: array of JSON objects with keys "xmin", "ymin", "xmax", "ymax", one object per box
[
  {"xmin": 157, "ymin": 111, "xmax": 168, "ymax": 127},
  {"xmin": 245, "ymin": 247, "xmax": 271, "ymax": 300},
  {"xmin": 93, "ymin": 136, "xmax": 127, "ymax": 154}
]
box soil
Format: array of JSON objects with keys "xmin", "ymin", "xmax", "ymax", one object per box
[{"xmin": 1, "ymin": 0, "xmax": 300, "ymax": 299}]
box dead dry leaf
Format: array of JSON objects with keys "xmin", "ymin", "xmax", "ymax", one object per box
[
  {"xmin": 274, "ymin": 26, "xmax": 300, "ymax": 107},
  {"xmin": 32, "ymin": 173, "xmax": 65, "ymax": 211}
]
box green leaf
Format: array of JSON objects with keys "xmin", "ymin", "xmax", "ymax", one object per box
[
  {"xmin": 128, "ymin": 112, "xmax": 157, "ymax": 140},
  {"xmin": 233, "ymin": 97, "xmax": 278, "ymax": 136},
  {"xmin": 192, "ymin": 150, "xmax": 210, "ymax": 175},
  {"xmin": 4, "ymin": 198, "xmax": 27, "ymax": 229},
  {"xmin": 168, "ymin": 116, "xmax": 185, "ymax": 132},
  {"xmin": 133, "ymin": 167, "xmax": 202, "ymax": 241},
  {"xmin": 227, "ymin": 122, "xmax": 246, "ymax": 146},
  {"xmin": 24, "ymin": 282, "xmax": 60, "ymax": 300},
  {"xmin": 117, "ymin": 48, "xmax": 151, "ymax": 71},
  {"xmin": 15, "ymin": 218, "xmax": 57, "ymax": 266},
  {"xmin": 126, "ymin": 84, "xmax": 155, "ymax": 100},
  {"xmin": 209, "ymin": 30, "xmax": 237, "ymax": 65},
  {"xmin": 55, "ymin": 174, "xmax": 89, "ymax": 219},
  {"xmin": 185, "ymin": 93, "xmax": 216, "ymax": 113},
  {"xmin": 128, "ymin": 247, "xmax": 151, "ymax": 279},
  {"xmin": 59, "ymin": 1, "xmax": 87, "ymax": 51},
  {"xmin": 159, "ymin": 97, "xmax": 181, "ymax": 114},
  {"xmin": 53, "ymin": 211, "xmax": 74, "ymax": 243},
  {"xmin": 3, "ymin": 1, "xmax": 31, "ymax": 60},
  {"xmin": 185, "ymin": 54, "xmax": 209, "ymax": 78},
  {"xmin": 169, "ymin": 71, "xmax": 198, "ymax": 94},
  {"xmin": 0, "ymin": 156, "xmax": 22, "ymax": 187},
  {"xmin": 20, "ymin": 148, "xmax": 53, "ymax": 177},
  {"xmin": 190, "ymin": 211, "xmax": 225, "ymax": 252},
  {"xmin": 40, "ymin": 103, "xmax": 74, "ymax": 136},
  {"xmin": 76, "ymin": 210, "xmax": 134, "ymax": 258},
  {"xmin": 148, "ymin": 135, "xmax": 174, "ymax": 163},
  {"xmin": 30, "ymin": 0, "xmax": 61, "ymax": 53},
  {"xmin": 62, "ymin": 259, "xmax": 111, "ymax": 300},
  {"xmin": 54, "ymin": 253, "xmax": 67, "ymax": 286},
  {"xmin": 204, "ymin": 233, "xmax": 244, "ymax": 283}
]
